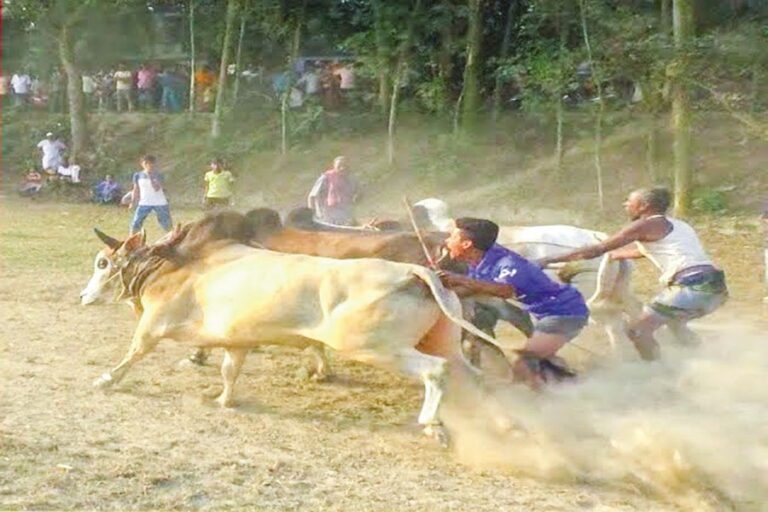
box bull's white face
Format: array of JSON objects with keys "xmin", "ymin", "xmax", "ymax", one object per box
[
  {"xmin": 80, "ymin": 229, "xmax": 145, "ymax": 306},
  {"xmin": 80, "ymin": 248, "xmax": 120, "ymax": 305}
]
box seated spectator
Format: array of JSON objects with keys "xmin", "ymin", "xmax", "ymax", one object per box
[
  {"xmin": 57, "ymin": 157, "xmax": 82, "ymax": 183},
  {"xmin": 18, "ymin": 168, "xmax": 44, "ymax": 197},
  {"xmin": 92, "ymin": 174, "xmax": 123, "ymax": 204}
]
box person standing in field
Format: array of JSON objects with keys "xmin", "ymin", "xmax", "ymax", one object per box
[
  {"xmin": 307, "ymin": 155, "xmax": 359, "ymax": 226},
  {"xmin": 129, "ymin": 155, "xmax": 172, "ymax": 235},
  {"xmin": 114, "ymin": 63, "xmax": 134, "ymax": 113},
  {"xmin": 203, "ymin": 158, "xmax": 235, "ymax": 209}
]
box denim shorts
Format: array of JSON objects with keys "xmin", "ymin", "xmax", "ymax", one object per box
[
  {"xmin": 131, "ymin": 204, "xmax": 172, "ymax": 232},
  {"xmin": 533, "ymin": 315, "xmax": 589, "ymax": 341}
]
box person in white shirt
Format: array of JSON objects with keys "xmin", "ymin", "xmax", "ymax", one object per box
[
  {"xmin": 130, "ymin": 154, "xmax": 173, "ymax": 234},
  {"xmin": 539, "ymin": 187, "xmax": 727, "ymax": 361},
  {"xmin": 297, "ymin": 65, "xmax": 321, "ymax": 96},
  {"xmin": 11, "ymin": 72, "xmax": 32, "ymax": 106},
  {"xmin": 36, "ymin": 133, "xmax": 67, "ymax": 172},
  {"xmin": 82, "ymin": 74, "xmax": 96, "ymax": 110},
  {"xmin": 113, "ymin": 64, "xmax": 134, "ymax": 113},
  {"xmin": 57, "ymin": 157, "xmax": 82, "ymax": 183}
]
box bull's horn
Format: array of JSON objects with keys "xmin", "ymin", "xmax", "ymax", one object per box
[{"xmin": 94, "ymin": 228, "xmax": 121, "ymax": 250}]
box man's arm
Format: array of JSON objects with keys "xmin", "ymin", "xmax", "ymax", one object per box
[
  {"xmin": 130, "ymin": 174, "xmax": 140, "ymax": 208},
  {"xmin": 439, "ymin": 272, "xmax": 516, "ymax": 299},
  {"xmin": 609, "ymin": 243, "xmax": 644, "ymax": 261},
  {"xmin": 540, "ymin": 221, "xmax": 648, "ymax": 266}
]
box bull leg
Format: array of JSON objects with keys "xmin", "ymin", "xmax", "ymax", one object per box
[
  {"xmin": 94, "ymin": 330, "xmax": 160, "ymax": 389},
  {"xmin": 215, "ymin": 348, "xmax": 248, "ymax": 408},
  {"xmin": 344, "ymin": 347, "xmax": 449, "ymax": 443},
  {"xmin": 188, "ymin": 347, "xmax": 211, "ymax": 366},
  {"xmin": 306, "ymin": 344, "xmax": 332, "ymax": 381}
]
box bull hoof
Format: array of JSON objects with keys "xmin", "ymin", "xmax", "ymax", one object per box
[
  {"xmin": 93, "ymin": 372, "xmax": 114, "ymax": 389},
  {"xmin": 215, "ymin": 394, "xmax": 235, "ymax": 408},
  {"xmin": 423, "ymin": 424, "xmax": 450, "ymax": 448},
  {"xmin": 188, "ymin": 349, "xmax": 209, "ymax": 366},
  {"xmin": 310, "ymin": 369, "xmax": 332, "ymax": 382}
]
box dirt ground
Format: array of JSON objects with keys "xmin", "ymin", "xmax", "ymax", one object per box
[{"xmin": 1, "ymin": 200, "xmax": 766, "ymax": 511}]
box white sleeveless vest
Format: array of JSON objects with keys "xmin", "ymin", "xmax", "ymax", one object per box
[{"xmin": 636, "ymin": 216, "xmax": 713, "ymax": 284}]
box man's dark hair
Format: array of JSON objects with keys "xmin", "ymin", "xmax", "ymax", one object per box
[
  {"xmin": 638, "ymin": 187, "xmax": 671, "ymax": 214},
  {"xmin": 142, "ymin": 154, "xmax": 156, "ymax": 164},
  {"xmin": 455, "ymin": 217, "xmax": 499, "ymax": 251}
]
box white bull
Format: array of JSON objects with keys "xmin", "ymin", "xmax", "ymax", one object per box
[
  {"xmin": 81, "ymin": 231, "xmax": 507, "ymax": 442},
  {"xmin": 414, "ymin": 199, "xmax": 642, "ymax": 350}
]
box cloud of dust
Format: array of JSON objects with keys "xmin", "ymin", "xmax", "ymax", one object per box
[{"xmin": 442, "ymin": 320, "xmax": 768, "ymax": 508}]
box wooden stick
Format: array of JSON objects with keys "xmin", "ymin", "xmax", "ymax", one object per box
[{"xmin": 402, "ymin": 196, "xmax": 438, "ymax": 269}]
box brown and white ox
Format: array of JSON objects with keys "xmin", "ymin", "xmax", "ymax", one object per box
[
  {"xmin": 79, "ymin": 230, "xmax": 506, "ymax": 443},
  {"xmin": 155, "ymin": 209, "xmax": 533, "ymax": 365}
]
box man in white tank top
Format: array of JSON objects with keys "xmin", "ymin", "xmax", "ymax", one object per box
[{"xmin": 538, "ymin": 187, "xmax": 727, "ymax": 361}]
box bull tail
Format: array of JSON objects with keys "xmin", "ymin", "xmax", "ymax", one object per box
[
  {"xmin": 410, "ymin": 266, "xmax": 507, "ymax": 354},
  {"xmin": 586, "ymin": 254, "xmax": 614, "ymax": 305}
]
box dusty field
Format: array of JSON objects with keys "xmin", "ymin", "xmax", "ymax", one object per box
[{"xmin": 1, "ymin": 199, "xmax": 767, "ymax": 511}]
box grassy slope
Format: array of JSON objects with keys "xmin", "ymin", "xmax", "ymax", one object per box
[{"xmin": 3, "ymin": 109, "xmax": 766, "ymax": 219}]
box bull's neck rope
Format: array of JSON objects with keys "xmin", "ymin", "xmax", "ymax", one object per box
[{"xmin": 114, "ymin": 252, "xmax": 171, "ymax": 302}]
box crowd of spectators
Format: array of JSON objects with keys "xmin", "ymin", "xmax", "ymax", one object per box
[{"xmin": 1, "ymin": 58, "xmax": 357, "ymax": 114}]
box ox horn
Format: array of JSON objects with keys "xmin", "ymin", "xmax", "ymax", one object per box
[{"xmin": 94, "ymin": 228, "xmax": 122, "ymax": 250}]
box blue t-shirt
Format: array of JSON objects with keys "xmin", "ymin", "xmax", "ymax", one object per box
[{"xmin": 467, "ymin": 244, "xmax": 589, "ymax": 319}]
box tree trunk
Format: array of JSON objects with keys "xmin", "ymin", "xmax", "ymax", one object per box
[
  {"xmin": 555, "ymin": 4, "xmax": 568, "ymax": 173},
  {"xmin": 386, "ymin": 0, "xmax": 422, "ymax": 166},
  {"xmin": 387, "ymin": 71, "xmax": 401, "ymax": 166},
  {"xmin": 646, "ymin": 114, "xmax": 659, "ymax": 182},
  {"xmin": 232, "ymin": 10, "xmax": 247, "ymax": 105},
  {"xmin": 660, "ymin": 0, "xmax": 672, "ymax": 34},
  {"xmin": 460, "ymin": 0, "xmax": 483, "ymax": 130},
  {"xmin": 211, "ymin": 0, "xmax": 238, "ymax": 139},
  {"xmin": 438, "ymin": 24, "xmax": 454, "ymax": 114},
  {"xmin": 491, "ymin": 0, "xmax": 515, "ymax": 123},
  {"xmin": 59, "ymin": 24, "xmax": 88, "ymax": 161},
  {"xmin": 189, "ymin": 0, "xmax": 196, "ymax": 113},
  {"xmin": 372, "ymin": 0, "xmax": 390, "ymax": 115},
  {"xmin": 555, "ymin": 99, "xmax": 565, "ymax": 172},
  {"xmin": 579, "ymin": 0, "xmax": 604, "ymax": 210},
  {"xmin": 672, "ymin": 0, "xmax": 694, "ymax": 216},
  {"xmin": 280, "ymin": 2, "xmax": 307, "ymax": 155}
]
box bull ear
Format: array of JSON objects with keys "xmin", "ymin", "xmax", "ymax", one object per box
[
  {"xmin": 94, "ymin": 228, "xmax": 121, "ymax": 250},
  {"xmin": 123, "ymin": 231, "xmax": 146, "ymax": 253}
]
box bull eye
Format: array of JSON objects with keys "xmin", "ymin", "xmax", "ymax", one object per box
[{"xmin": 97, "ymin": 258, "xmax": 109, "ymax": 269}]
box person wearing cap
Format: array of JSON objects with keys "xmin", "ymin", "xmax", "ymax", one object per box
[
  {"xmin": 36, "ymin": 132, "xmax": 66, "ymax": 173},
  {"xmin": 439, "ymin": 217, "xmax": 589, "ymax": 385}
]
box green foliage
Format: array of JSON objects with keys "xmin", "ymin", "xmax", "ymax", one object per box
[
  {"xmin": 415, "ymin": 76, "xmax": 450, "ymax": 114},
  {"xmin": 692, "ymin": 188, "xmax": 728, "ymax": 214}
]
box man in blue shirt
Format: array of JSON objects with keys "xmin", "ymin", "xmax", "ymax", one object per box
[
  {"xmin": 92, "ymin": 174, "xmax": 123, "ymax": 204},
  {"xmin": 439, "ymin": 218, "xmax": 589, "ymax": 385}
]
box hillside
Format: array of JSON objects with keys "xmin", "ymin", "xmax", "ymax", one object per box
[{"xmin": 3, "ymin": 109, "xmax": 767, "ymax": 226}]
